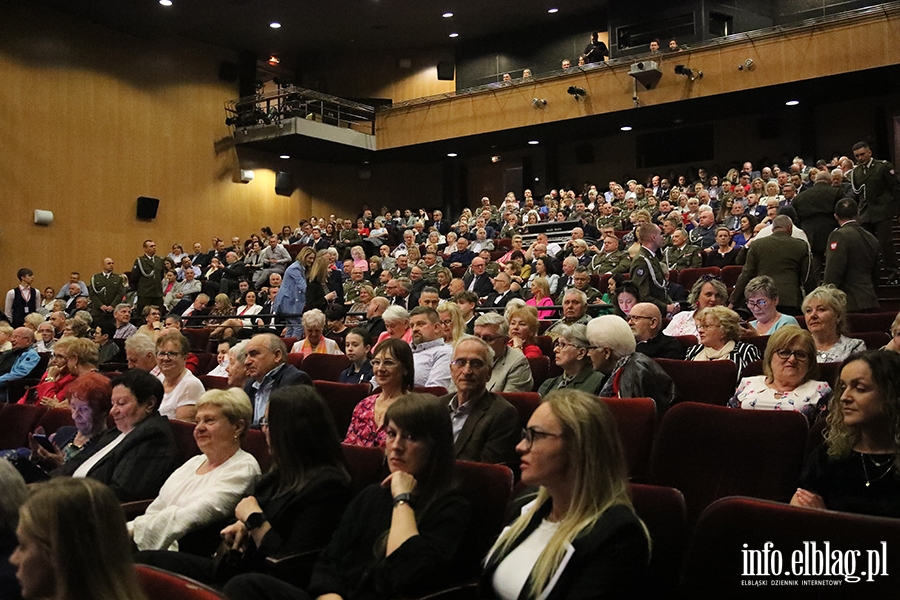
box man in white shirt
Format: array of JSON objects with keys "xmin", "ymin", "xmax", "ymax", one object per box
[
  {"xmin": 410, "ymin": 307, "xmax": 453, "ymax": 390},
  {"xmin": 5, "ymin": 268, "xmax": 37, "ymax": 327}
]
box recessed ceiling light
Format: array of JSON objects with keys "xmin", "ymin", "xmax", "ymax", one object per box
[
  {"xmin": 159, "ymin": 0, "xmax": 173, "ymax": 6},
  {"xmin": 785, "ymin": 100, "xmax": 800, "ymax": 106},
  {"xmin": 280, "ymin": 155, "xmax": 290, "ymax": 159},
  {"xmin": 447, "ymin": 152, "xmax": 458, "ymax": 157},
  {"xmin": 548, "ymin": 8, "xmax": 559, "ymax": 14},
  {"xmin": 442, "ymin": 12, "xmax": 453, "ymax": 18},
  {"xmin": 449, "ymin": 32, "xmax": 459, "ymax": 38},
  {"xmin": 528, "ymin": 140, "xmax": 539, "ymax": 145},
  {"xmin": 620, "ymin": 125, "xmax": 633, "ymax": 131},
  {"xmin": 269, "ymin": 21, "xmax": 281, "ymax": 29}
]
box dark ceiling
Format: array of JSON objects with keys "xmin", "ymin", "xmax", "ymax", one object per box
[{"xmin": 33, "ymin": 0, "xmax": 606, "ymax": 60}]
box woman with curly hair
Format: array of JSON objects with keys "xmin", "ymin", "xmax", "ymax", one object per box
[{"xmin": 791, "ymin": 350, "xmax": 900, "ymax": 518}]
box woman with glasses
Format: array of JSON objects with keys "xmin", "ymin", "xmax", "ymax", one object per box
[
  {"xmin": 728, "ymin": 326, "xmax": 830, "ymax": 423},
  {"xmin": 343, "ymin": 339, "xmax": 414, "ymax": 447},
  {"xmin": 742, "ymin": 276, "xmax": 798, "ymax": 336},
  {"xmin": 483, "ymin": 390, "xmax": 650, "ymax": 599},
  {"xmin": 686, "ymin": 306, "xmax": 761, "ymax": 380},
  {"xmin": 538, "ymin": 325, "xmax": 604, "ymax": 396},
  {"xmin": 437, "ymin": 301, "xmax": 466, "ymax": 346},
  {"xmin": 156, "ymin": 330, "xmax": 204, "ymax": 421}
]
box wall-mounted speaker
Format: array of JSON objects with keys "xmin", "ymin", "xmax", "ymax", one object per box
[
  {"xmin": 275, "ymin": 171, "xmax": 293, "ymax": 196},
  {"xmin": 136, "ymin": 196, "xmax": 160, "ymax": 220},
  {"xmin": 437, "ymin": 61, "xmax": 455, "ymax": 81},
  {"xmin": 34, "ymin": 210, "xmax": 54, "ymax": 226}
]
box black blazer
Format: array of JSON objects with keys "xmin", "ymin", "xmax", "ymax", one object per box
[
  {"xmin": 243, "ymin": 364, "xmax": 312, "ymax": 420},
  {"xmin": 481, "ymin": 290, "xmax": 519, "ymax": 308},
  {"xmin": 462, "ymin": 273, "xmax": 493, "ymax": 298},
  {"xmin": 439, "ymin": 390, "xmax": 519, "ymax": 466},
  {"xmin": 57, "ymin": 413, "xmax": 178, "ymax": 502},
  {"xmin": 481, "ymin": 500, "xmax": 650, "ymax": 600}
]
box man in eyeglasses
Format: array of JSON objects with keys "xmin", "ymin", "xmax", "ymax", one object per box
[
  {"xmin": 441, "ymin": 335, "xmax": 519, "ymax": 466},
  {"xmin": 472, "ymin": 312, "xmax": 533, "ymax": 393},
  {"xmin": 630, "ymin": 303, "xmax": 684, "ymax": 359}
]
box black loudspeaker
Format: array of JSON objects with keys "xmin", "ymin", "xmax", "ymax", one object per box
[
  {"xmin": 136, "ymin": 196, "xmax": 160, "ymax": 220},
  {"xmin": 574, "ymin": 144, "xmax": 595, "ymax": 165},
  {"xmin": 437, "ymin": 61, "xmax": 455, "ymax": 81},
  {"xmin": 275, "ymin": 171, "xmax": 293, "ymax": 196}
]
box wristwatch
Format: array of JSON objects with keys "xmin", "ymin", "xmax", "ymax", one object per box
[
  {"xmin": 392, "ymin": 493, "xmax": 413, "ymax": 508},
  {"xmin": 245, "ymin": 512, "xmax": 266, "ymax": 531}
]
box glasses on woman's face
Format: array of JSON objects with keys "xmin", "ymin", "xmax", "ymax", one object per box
[
  {"xmin": 370, "ymin": 358, "xmax": 400, "ymax": 369},
  {"xmin": 695, "ymin": 322, "xmax": 720, "ymax": 331},
  {"xmin": 774, "ymin": 348, "xmax": 810, "ymax": 362},
  {"xmin": 520, "ymin": 427, "xmax": 563, "ymax": 450},
  {"xmin": 552, "ymin": 339, "xmax": 583, "ymax": 351},
  {"xmin": 746, "ymin": 299, "xmax": 769, "ymax": 309},
  {"xmin": 156, "ymin": 351, "xmax": 184, "ymax": 360}
]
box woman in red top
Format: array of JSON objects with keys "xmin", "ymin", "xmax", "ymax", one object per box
[{"xmin": 508, "ymin": 305, "xmax": 543, "ymax": 359}]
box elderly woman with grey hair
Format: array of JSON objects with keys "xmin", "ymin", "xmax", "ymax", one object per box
[
  {"xmin": 376, "ymin": 305, "xmax": 412, "ymax": 345},
  {"xmin": 587, "ymin": 315, "xmax": 675, "ymax": 416},
  {"xmin": 741, "ymin": 275, "xmax": 799, "ymax": 336},
  {"xmin": 226, "ymin": 340, "xmax": 250, "ymax": 388},
  {"xmin": 802, "ymin": 285, "xmax": 865, "ymax": 363},
  {"xmin": 538, "ymin": 324, "xmax": 604, "ymax": 396},
  {"xmin": 290, "ymin": 309, "xmax": 342, "ymax": 357},
  {"xmin": 686, "ymin": 306, "xmax": 761, "ymax": 379}
]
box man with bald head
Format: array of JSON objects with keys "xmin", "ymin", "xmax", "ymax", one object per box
[
  {"xmin": 363, "ymin": 296, "xmax": 389, "ymax": 340},
  {"xmin": 482, "ymin": 272, "xmax": 517, "ymax": 308},
  {"xmin": 462, "ymin": 256, "xmax": 492, "ymax": 297},
  {"xmin": 630, "ymin": 303, "xmax": 684, "ymax": 359},
  {"xmin": 0, "ymin": 327, "xmax": 41, "ymax": 401},
  {"xmin": 89, "ymin": 257, "xmax": 124, "ymax": 328},
  {"xmin": 131, "ymin": 239, "xmax": 165, "ymax": 317},
  {"xmin": 48, "ymin": 310, "xmax": 68, "ymax": 339},
  {"xmin": 689, "ymin": 210, "xmax": 717, "ymax": 248}
]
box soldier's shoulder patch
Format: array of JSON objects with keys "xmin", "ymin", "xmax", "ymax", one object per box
[
  {"xmin": 830, "ymin": 242, "xmax": 838, "ymax": 250},
  {"xmin": 636, "ymin": 268, "xmax": 645, "ymax": 276},
  {"xmin": 891, "ymin": 169, "xmax": 896, "ymax": 175}
]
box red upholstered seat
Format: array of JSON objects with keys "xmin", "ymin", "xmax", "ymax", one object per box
[
  {"xmin": 35, "ymin": 407, "xmax": 75, "ymax": 435},
  {"xmin": 182, "ymin": 328, "xmax": 212, "ymax": 353},
  {"xmin": 526, "ymin": 355, "xmax": 550, "ymax": 392},
  {"xmin": 301, "ymin": 353, "xmax": 351, "ymax": 382},
  {"xmin": 742, "ymin": 335, "xmax": 769, "ymax": 356},
  {"xmin": 719, "ymin": 265, "xmax": 743, "ymax": 290},
  {"xmin": 242, "ymin": 428, "xmax": 271, "ymax": 472},
  {"xmin": 286, "ymin": 352, "xmax": 305, "ymax": 369},
  {"xmin": 654, "ymin": 358, "xmax": 738, "ymax": 406},
  {"xmin": 845, "ymin": 311, "xmax": 896, "ymax": 334},
  {"xmin": 649, "ymin": 402, "xmax": 808, "ymax": 525},
  {"xmin": 341, "ymin": 443, "xmax": 387, "ymax": 495},
  {"xmin": 412, "ymin": 386, "xmax": 448, "ymax": 397},
  {"xmin": 850, "ymin": 331, "xmax": 890, "ymax": 350},
  {"xmin": 197, "ymin": 375, "xmax": 229, "ymax": 390},
  {"xmin": 683, "ymin": 496, "xmax": 900, "ymax": 595},
  {"xmin": 0, "ymin": 403, "xmax": 47, "ymax": 449},
  {"xmin": 136, "ymin": 565, "xmax": 228, "ymax": 600},
  {"xmin": 673, "ymin": 335, "xmax": 697, "ymax": 354},
  {"xmin": 191, "ymin": 352, "xmax": 216, "ymax": 375},
  {"xmin": 629, "ymin": 483, "xmax": 687, "ymax": 593},
  {"xmin": 497, "ymin": 391, "xmax": 541, "ymax": 428},
  {"xmin": 168, "ymin": 419, "xmax": 201, "ymax": 465},
  {"xmin": 601, "ymin": 397, "xmax": 657, "ymax": 482},
  {"xmin": 741, "ymin": 359, "xmax": 764, "ymax": 378},
  {"xmin": 677, "ymin": 267, "xmax": 720, "ymax": 291},
  {"xmin": 453, "ymin": 461, "xmax": 514, "ymax": 579},
  {"xmin": 314, "ymin": 381, "xmax": 372, "ymax": 438}
]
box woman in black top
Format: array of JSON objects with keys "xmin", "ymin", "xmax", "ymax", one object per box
[{"xmin": 224, "ymin": 393, "xmax": 469, "ymax": 600}]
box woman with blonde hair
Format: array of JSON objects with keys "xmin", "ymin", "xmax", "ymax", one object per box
[
  {"xmin": 525, "ymin": 277, "xmax": 554, "ymax": 319},
  {"xmin": 802, "ymin": 285, "xmax": 865, "ymax": 363},
  {"xmin": 10, "ymin": 477, "xmax": 149, "ymax": 600},
  {"xmin": 304, "ymin": 252, "xmax": 338, "ymax": 313},
  {"xmin": 204, "ymin": 294, "xmax": 234, "ymax": 328},
  {"xmin": 507, "ymin": 305, "xmax": 542, "ymax": 359},
  {"xmin": 437, "ymin": 301, "xmax": 466, "ymax": 346},
  {"xmin": 483, "ymin": 390, "xmax": 649, "ymax": 599}
]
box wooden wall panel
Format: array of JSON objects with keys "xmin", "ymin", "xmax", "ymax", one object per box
[
  {"xmin": 0, "ymin": 4, "xmax": 305, "ymax": 289},
  {"xmin": 377, "ymin": 10, "xmax": 900, "ymax": 149}
]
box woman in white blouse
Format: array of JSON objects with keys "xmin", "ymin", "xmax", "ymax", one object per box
[
  {"xmin": 155, "ymin": 330, "xmax": 204, "ymax": 421},
  {"xmin": 129, "ymin": 388, "xmax": 260, "ymax": 551},
  {"xmin": 483, "ymin": 390, "xmax": 650, "ymax": 600},
  {"xmin": 663, "ymin": 277, "xmax": 728, "ymax": 338}
]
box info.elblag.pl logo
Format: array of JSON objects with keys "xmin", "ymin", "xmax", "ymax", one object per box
[{"xmin": 741, "ymin": 541, "xmax": 889, "ymax": 586}]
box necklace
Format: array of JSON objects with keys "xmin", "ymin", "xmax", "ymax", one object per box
[{"xmin": 859, "ymin": 452, "xmax": 895, "ymax": 487}]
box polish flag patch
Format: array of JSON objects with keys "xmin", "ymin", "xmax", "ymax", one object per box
[{"xmin": 830, "ymin": 242, "xmax": 838, "ymax": 250}]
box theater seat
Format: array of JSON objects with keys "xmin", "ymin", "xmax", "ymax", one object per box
[
  {"xmin": 301, "ymin": 353, "xmax": 351, "ymax": 382},
  {"xmin": 182, "ymin": 328, "xmax": 212, "ymax": 353},
  {"xmin": 678, "ymin": 267, "xmax": 720, "ymax": 291},
  {"xmin": 629, "ymin": 483, "xmax": 687, "ymax": 593},
  {"xmin": 601, "ymin": 397, "xmax": 656, "ymax": 482},
  {"xmin": 497, "ymin": 391, "xmax": 541, "ymax": 428},
  {"xmin": 654, "ymin": 358, "xmax": 738, "ymax": 406},
  {"xmin": 850, "ymin": 331, "xmax": 890, "ymax": 350},
  {"xmin": 35, "ymin": 407, "xmax": 75, "ymax": 435},
  {"xmin": 135, "ymin": 565, "xmax": 228, "ymax": 600},
  {"xmin": 649, "ymin": 402, "xmax": 808, "ymax": 525},
  {"xmin": 197, "ymin": 375, "xmax": 229, "ymax": 390},
  {"xmin": 242, "ymin": 428, "xmax": 271, "ymax": 472},
  {"xmin": 168, "ymin": 419, "xmax": 201, "ymax": 465},
  {"xmin": 341, "ymin": 443, "xmax": 387, "ymax": 495},
  {"xmin": 286, "ymin": 352, "xmax": 305, "ymax": 369},
  {"xmin": 453, "ymin": 461, "xmax": 514, "ymax": 579},
  {"xmin": 526, "ymin": 356, "xmax": 550, "ymax": 392},
  {"xmin": 683, "ymin": 496, "xmax": 900, "ymax": 595},
  {"xmin": 413, "ymin": 386, "xmax": 448, "ymax": 397},
  {"xmin": 0, "ymin": 403, "xmax": 47, "ymax": 449},
  {"xmin": 313, "ymin": 381, "xmax": 372, "ymax": 438}
]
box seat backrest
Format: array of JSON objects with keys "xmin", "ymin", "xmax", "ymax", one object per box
[
  {"xmin": 850, "ymin": 331, "xmax": 890, "ymax": 350},
  {"xmin": 601, "ymin": 397, "xmax": 657, "ymax": 482},
  {"xmin": 168, "ymin": 419, "xmax": 201, "ymax": 464},
  {"xmin": 654, "ymin": 358, "xmax": 738, "ymax": 406},
  {"xmin": 313, "ymin": 381, "xmax": 373, "ymax": 438},
  {"xmin": 533, "ymin": 335, "xmax": 554, "ymax": 359},
  {"xmin": 35, "ymin": 407, "xmax": 75, "ymax": 435},
  {"xmin": 453, "ymin": 460, "xmax": 514, "ymax": 579},
  {"xmin": 719, "ymin": 265, "xmax": 743, "ymax": 289},
  {"xmin": 845, "ymin": 311, "xmax": 896, "ymax": 334},
  {"xmin": 526, "ymin": 355, "xmax": 550, "ymax": 392},
  {"xmin": 741, "ymin": 359, "xmax": 764, "ymax": 378},
  {"xmin": 182, "ymin": 328, "xmax": 212, "ymax": 353},
  {"xmin": 242, "ymin": 428, "xmax": 271, "ymax": 472},
  {"xmin": 0, "ymin": 403, "xmax": 48, "ymax": 448},
  {"xmin": 197, "ymin": 375, "xmax": 229, "ymax": 390},
  {"xmin": 412, "ymin": 386, "xmax": 448, "ymax": 397},
  {"xmin": 742, "ymin": 335, "xmax": 769, "ymax": 356},
  {"xmin": 286, "ymin": 352, "xmax": 305, "ymax": 369},
  {"xmin": 683, "ymin": 496, "xmax": 900, "ymax": 594},
  {"xmin": 497, "ymin": 391, "xmax": 541, "ymax": 429},
  {"xmin": 629, "ymin": 483, "xmax": 687, "ymax": 593},
  {"xmin": 341, "ymin": 443, "xmax": 387, "ymax": 495},
  {"xmin": 678, "ymin": 267, "xmax": 720, "ymax": 291},
  {"xmin": 649, "ymin": 402, "xmax": 809, "ymax": 525},
  {"xmin": 135, "ymin": 565, "xmax": 228, "ymax": 600},
  {"xmin": 673, "ymin": 335, "xmax": 698, "ymax": 354},
  {"xmin": 302, "ymin": 353, "xmax": 351, "ymax": 382},
  {"xmin": 192, "ymin": 352, "xmax": 216, "ymax": 376}
]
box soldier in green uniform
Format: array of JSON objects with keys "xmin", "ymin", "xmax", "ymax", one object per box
[
  {"xmin": 390, "ymin": 254, "xmax": 412, "ymax": 279},
  {"xmin": 823, "ymin": 198, "xmax": 881, "ymax": 312},
  {"xmin": 342, "ymin": 267, "xmax": 367, "ymax": 305},
  {"xmin": 588, "ymin": 235, "xmax": 631, "ymax": 276},
  {"xmin": 572, "ymin": 268, "xmax": 603, "ymax": 304},
  {"xmin": 850, "ymin": 141, "xmax": 900, "ymax": 283},
  {"xmin": 662, "ymin": 229, "xmax": 702, "ymax": 276},
  {"xmin": 595, "ymin": 202, "xmax": 623, "ymax": 231},
  {"xmin": 630, "ymin": 224, "xmax": 676, "ymax": 317},
  {"xmin": 89, "ymin": 257, "xmax": 125, "ymax": 328},
  {"xmin": 130, "ymin": 239, "xmax": 164, "ymax": 317},
  {"xmin": 421, "ymin": 251, "xmax": 442, "ymax": 283}
]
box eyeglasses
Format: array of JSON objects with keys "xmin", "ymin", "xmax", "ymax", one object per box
[
  {"xmin": 475, "ymin": 334, "xmax": 505, "ymax": 343},
  {"xmin": 370, "ymin": 358, "xmax": 400, "ymax": 369},
  {"xmin": 627, "ymin": 315, "xmax": 656, "ymax": 323},
  {"xmin": 439, "ymin": 319, "xmax": 453, "ymax": 326},
  {"xmin": 451, "ymin": 358, "xmax": 488, "ymax": 370},
  {"xmin": 521, "ymin": 427, "xmax": 564, "ymax": 449},
  {"xmin": 695, "ymin": 322, "xmax": 720, "ymax": 331},
  {"xmin": 774, "ymin": 349, "xmax": 810, "ymax": 362},
  {"xmin": 746, "ymin": 299, "xmax": 769, "ymax": 308},
  {"xmin": 156, "ymin": 351, "xmax": 184, "ymax": 359},
  {"xmin": 553, "ymin": 340, "xmax": 585, "ymax": 351},
  {"xmin": 52, "ymin": 354, "xmax": 70, "ymax": 360}
]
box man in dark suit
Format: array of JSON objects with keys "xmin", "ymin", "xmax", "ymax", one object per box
[
  {"xmin": 850, "ymin": 141, "xmax": 900, "ymax": 283},
  {"xmin": 462, "ymin": 257, "xmax": 493, "ymax": 298},
  {"xmin": 242, "ymin": 333, "xmax": 312, "ymax": 425},
  {"xmin": 363, "ymin": 297, "xmax": 389, "ymax": 341},
  {"xmin": 219, "ymin": 252, "xmax": 248, "ymax": 299},
  {"xmin": 630, "ymin": 303, "xmax": 684, "ymax": 359},
  {"xmin": 823, "ymin": 198, "xmax": 881, "ymax": 312},
  {"xmin": 189, "ymin": 242, "xmax": 210, "ymax": 269},
  {"xmin": 481, "ymin": 272, "xmax": 519, "ymax": 308},
  {"xmin": 431, "ymin": 209, "xmax": 450, "ymax": 235},
  {"xmin": 793, "ymin": 170, "xmax": 842, "ymax": 279},
  {"xmin": 131, "ymin": 239, "xmax": 165, "ymax": 317},
  {"xmin": 730, "ymin": 216, "xmax": 814, "ymax": 314},
  {"xmin": 440, "ymin": 337, "xmax": 520, "ymax": 465}
]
